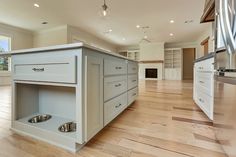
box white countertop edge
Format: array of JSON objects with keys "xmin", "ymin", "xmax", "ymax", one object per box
[{"xmin": 0, "ymin": 43, "xmax": 137, "ymax": 62}]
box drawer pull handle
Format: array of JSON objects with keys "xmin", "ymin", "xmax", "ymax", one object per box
[
  {"xmin": 32, "ymin": 68, "xmax": 44, "ymax": 72},
  {"xmin": 132, "ymin": 68, "xmax": 136, "ymax": 70},
  {"xmin": 115, "ymin": 103, "xmax": 122, "ymax": 108},
  {"xmin": 115, "ymin": 67, "xmax": 122, "ymax": 70},
  {"xmin": 115, "ymin": 83, "xmax": 122, "ymax": 87},
  {"xmin": 199, "ymin": 98, "xmax": 204, "ymax": 103},
  {"xmin": 132, "ymin": 80, "xmax": 137, "ymax": 82},
  {"xmin": 132, "ymin": 93, "xmax": 137, "ymax": 96},
  {"xmin": 199, "ymin": 67, "xmax": 204, "ymax": 70},
  {"xmin": 199, "ymin": 81, "xmax": 204, "ymax": 84}
]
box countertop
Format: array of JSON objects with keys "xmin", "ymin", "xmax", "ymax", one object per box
[
  {"xmin": 0, "ymin": 42, "xmax": 136, "ymax": 62},
  {"xmin": 194, "ymin": 52, "xmax": 215, "ymax": 63}
]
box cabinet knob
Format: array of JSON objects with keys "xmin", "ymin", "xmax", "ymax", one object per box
[
  {"xmin": 132, "ymin": 93, "xmax": 137, "ymax": 96},
  {"xmin": 132, "ymin": 80, "xmax": 137, "ymax": 82}
]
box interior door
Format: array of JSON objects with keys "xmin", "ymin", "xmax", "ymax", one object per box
[{"xmin": 183, "ymin": 48, "xmax": 195, "ymax": 80}]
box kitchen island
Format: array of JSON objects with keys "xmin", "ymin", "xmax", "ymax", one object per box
[
  {"xmin": 2, "ymin": 43, "xmax": 138, "ymax": 152},
  {"xmin": 193, "ymin": 52, "xmax": 214, "ymax": 120}
]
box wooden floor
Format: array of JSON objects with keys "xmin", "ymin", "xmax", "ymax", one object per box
[{"xmin": 0, "ymin": 80, "xmax": 227, "ymax": 157}]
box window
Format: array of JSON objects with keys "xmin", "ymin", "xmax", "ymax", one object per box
[{"xmin": 0, "ymin": 35, "xmax": 11, "ymax": 71}]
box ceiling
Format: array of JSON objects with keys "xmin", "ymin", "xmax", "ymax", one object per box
[{"xmin": 0, "ymin": 0, "xmax": 210, "ymax": 47}]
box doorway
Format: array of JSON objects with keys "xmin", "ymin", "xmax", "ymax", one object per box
[{"xmin": 182, "ymin": 48, "xmax": 196, "ymax": 80}]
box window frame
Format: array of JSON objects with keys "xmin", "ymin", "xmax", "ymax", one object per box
[{"xmin": 0, "ymin": 33, "xmax": 12, "ymax": 74}]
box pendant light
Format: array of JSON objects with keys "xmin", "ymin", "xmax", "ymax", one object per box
[{"xmin": 102, "ymin": 0, "xmax": 108, "ymax": 16}]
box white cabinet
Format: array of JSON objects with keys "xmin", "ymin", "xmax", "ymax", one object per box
[
  {"xmin": 127, "ymin": 61, "xmax": 138, "ymax": 105},
  {"xmin": 12, "ymin": 53, "xmax": 77, "ymax": 83},
  {"xmin": 8, "ymin": 43, "xmax": 139, "ymax": 152},
  {"xmin": 193, "ymin": 57, "xmax": 214, "ymax": 120},
  {"xmin": 104, "ymin": 58, "xmax": 127, "ymax": 76},
  {"xmin": 84, "ymin": 55, "xmax": 103, "ymax": 141},
  {"xmin": 164, "ymin": 48, "xmax": 183, "ymax": 80},
  {"xmin": 104, "ymin": 93, "xmax": 128, "ymax": 125},
  {"xmin": 104, "ymin": 76, "xmax": 127, "ymax": 101},
  {"xmin": 128, "ymin": 75, "xmax": 138, "ymax": 90},
  {"xmin": 128, "ymin": 87, "xmax": 138, "ymax": 105}
]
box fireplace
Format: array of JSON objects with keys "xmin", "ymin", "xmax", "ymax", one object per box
[{"xmin": 145, "ymin": 69, "xmax": 158, "ymax": 78}]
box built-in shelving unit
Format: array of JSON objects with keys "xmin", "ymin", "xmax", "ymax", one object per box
[
  {"xmin": 164, "ymin": 48, "xmax": 183, "ymax": 80},
  {"xmin": 119, "ymin": 50, "xmax": 140, "ymax": 61}
]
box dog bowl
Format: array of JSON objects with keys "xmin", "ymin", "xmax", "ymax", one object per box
[
  {"xmin": 28, "ymin": 114, "xmax": 52, "ymax": 123},
  {"xmin": 58, "ymin": 122, "xmax": 76, "ymax": 133}
]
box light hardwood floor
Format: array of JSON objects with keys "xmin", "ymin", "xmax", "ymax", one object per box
[{"xmin": 0, "ymin": 81, "xmax": 227, "ymax": 157}]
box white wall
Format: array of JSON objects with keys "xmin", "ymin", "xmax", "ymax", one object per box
[
  {"xmin": 0, "ymin": 23, "xmax": 33, "ymax": 85},
  {"xmin": 33, "ymin": 26, "xmax": 67, "ymax": 48},
  {"xmin": 139, "ymin": 42, "xmax": 164, "ymax": 61},
  {"xmin": 164, "ymin": 23, "xmax": 214, "ymax": 59},
  {"xmin": 165, "ymin": 42, "xmax": 198, "ymax": 49},
  {"xmin": 195, "ymin": 23, "xmax": 214, "ymax": 58},
  {"xmin": 67, "ymin": 25, "xmax": 117, "ymax": 52},
  {"xmin": 0, "ymin": 23, "xmax": 33, "ymax": 50},
  {"xmin": 33, "ymin": 25, "xmax": 118, "ymax": 53}
]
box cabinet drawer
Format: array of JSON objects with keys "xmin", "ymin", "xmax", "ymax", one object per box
[
  {"xmin": 196, "ymin": 72, "xmax": 214, "ymax": 96},
  {"xmin": 104, "ymin": 59, "xmax": 127, "ymax": 76},
  {"xmin": 12, "ymin": 55, "xmax": 76, "ymax": 83},
  {"xmin": 194, "ymin": 58, "xmax": 214, "ymax": 72},
  {"xmin": 128, "ymin": 87, "xmax": 138, "ymax": 105},
  {"xmin": 104, "ymin": 76, "xmax": 127, "ymax": 101},
  {"xmin": 104, "ymin": 93, "xmax": 127, "ymax": 126},
  {"xmin": 128, "ymin": 62, "xmax": 138, "ymax": 74},
  {"xmin": 195, "ymin": 91, "xmax": 213, "ymax": 120},
  {"xmin": 128, "ymin": 75, "xmax": 138, "ymax": 90}
]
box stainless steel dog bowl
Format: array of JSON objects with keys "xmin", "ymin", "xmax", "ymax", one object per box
[
  {"xmin": 28, "ymin": 114, "xmax": 52, "ymax": 123},
  {"xmin": 58, "ymin": 122, "xmax": 76, "ymax": 133}
]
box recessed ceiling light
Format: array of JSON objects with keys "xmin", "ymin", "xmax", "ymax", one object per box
[
  {"xmin": 34, "ymin": 3, "xmax": 40, "ymax": 8},
  {"xmin": 170, "ymin": 20, "xmax": 175, "ymax": 23},
  {"xmin": 42, "ymin": 22, "xmax": 48, "ymax": 25},
  {"xmin": 136, "ymin": 25, "xmax": 140, "ymax": 28},
  {"xmin": 170, "ymin": 33, "xmax": 174, "ymax": 36},
  {"xmin": 122, "ymin": 38, "xmax": 126, "ymax": 41},
  {"xmin": 108, "ymin": 29, "xmax": 112, "ymax": 32},
  {"xmin": 144, "ymin": 35, "xmax": 148, "ymax": 39}
]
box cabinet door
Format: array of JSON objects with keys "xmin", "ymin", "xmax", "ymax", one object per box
[{"xmin": 85, "ymin": 55, "xmax": 103, "ymax": 141}]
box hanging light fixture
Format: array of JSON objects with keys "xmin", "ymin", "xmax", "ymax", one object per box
[{"xmin": 102, "ymin": 0, "xmax": 108, "ymax": 16}]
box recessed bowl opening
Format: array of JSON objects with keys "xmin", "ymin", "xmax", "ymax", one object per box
[
  {"xmin": 58, "ymin": 122, "xmax": 76, "ymax": 133},
  {"xmin": 28, "ymin": 114, "xmax": 52, "ymax": 123}
]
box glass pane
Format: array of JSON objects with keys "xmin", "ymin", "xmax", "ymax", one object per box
[{"xmin": 0, "ymin": 35, "xmax": 11, "ymax": 71}]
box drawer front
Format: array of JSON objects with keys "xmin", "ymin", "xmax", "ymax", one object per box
[
  {"xmin": 12, "ymin": 55, "xmax": 76, "ymax": 83},
  {"xmin": 195, "ymin": 58, "xmax": 214, "ymax": 72},
  {"xmin": 104, "ymin": 93, "xmax": 127, "ymax": 126},
  {"xmin": 128, "ymin": 75, "xmax": 138, "ymax": 90},
  {"xmin": 104, "ymin": 76, "xmax": 127, "ymax": 101},
  {"xmin": 104, "ymin": 59, "xmax": 127, "ymax": 76},
  {"xmin": 196, "ymin": 72, "xmax": 214, "ymax": 96},
  {"xmin": 128, "ymin": 87, "xmax": 138, "ymax": 105},
  {"xmin": 128, "ymin": 62, "xmax": 138, "ymax": 74},
  {"xmin": 195, "ymin": 91, "xmax": 213, "ymax": 119}
]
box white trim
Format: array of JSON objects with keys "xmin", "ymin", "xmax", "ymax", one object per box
[{"xmin": 0, "ymin": 71, "xmax": 11, "ymax": 77}]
